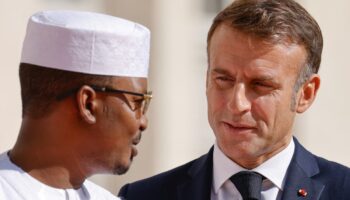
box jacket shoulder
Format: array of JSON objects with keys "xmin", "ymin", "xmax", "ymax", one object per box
[
  {"xmin": 118, "ymin": 155, "xmax": 203, "ymax": 200},
  {"xmin": 311, "ymin": 155, "xmax": 350, "ymax": 199},
  {"xmin": 129, "ymin": 158, "xmax": 196, "ymax": 187},
  {"xmin": 118, "ymin": 149, "xmax": 213, "ymax": 200},
  {"xmin": 294, "ymin": 138, "xmax": 350, "ymax": 192},
  {"xmin": 315, "ymin": 155, "xmax": 350, "ymax": 185}
]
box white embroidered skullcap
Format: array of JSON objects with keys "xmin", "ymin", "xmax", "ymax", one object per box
[{"xmin": 20, "ymin": 10, "xmax": 150, "ymax": 77}]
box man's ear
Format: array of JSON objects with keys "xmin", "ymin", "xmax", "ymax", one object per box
[
  {"xmin": 296, "ymin": 74, "xmax": 321, "ymax": 113},
  {"xmin": 76, "ymin": 85, "xmax": 97, "ymax": 124}
]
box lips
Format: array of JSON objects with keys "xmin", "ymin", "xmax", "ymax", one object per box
[
  {"xmin": 131, "ymin": 146, "xmax": 138, "ymax": 159},
  {"xmin": 222, "ymin": 121, "xmax": 257, "ymax": 133},
  {"xmin": 131, "ymin": 133, "xmax": 142, "ymax": 159},
  {"xmin": 132, "ymin": 133, "xmax": 142, "ymax": 145}
]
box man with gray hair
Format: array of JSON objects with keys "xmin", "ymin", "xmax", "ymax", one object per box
[
  {"xmin": 119, "ymin": 0, "xmax": 350, "ymax": 199},
  {"xmin": 0, "ymin": 10, "xmax": 151, "ymax": 199}
]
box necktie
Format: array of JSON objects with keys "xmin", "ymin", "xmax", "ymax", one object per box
[{"xmin": 230, "ymin": 171, "xmax": 264, "ymax": 200}]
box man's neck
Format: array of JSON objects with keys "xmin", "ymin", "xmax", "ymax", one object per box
[
  {"xmin": 10, "ymin": 118, "xmax": 87, "ymax": 189},
  {"xmin": 10, "ymin": 145, "xmax": 86, "ymax": 189}
]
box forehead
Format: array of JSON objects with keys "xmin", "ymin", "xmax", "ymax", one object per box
[
  {"xmin": 110, "ymin": 76, "xmax": 148, "ymax": 91},
  {"xmin": 208, "ymin": 24, "xmax": 307, "ymax": 76}
]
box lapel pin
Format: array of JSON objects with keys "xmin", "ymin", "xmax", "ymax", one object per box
[{"xmin": 297, "ymin": 188, "xmax": 308, "ymax": 197}]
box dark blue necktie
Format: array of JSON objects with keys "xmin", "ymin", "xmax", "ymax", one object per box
[{"xmin": 230, "ymin": 171, "xmax": 264, "ymax": 200}]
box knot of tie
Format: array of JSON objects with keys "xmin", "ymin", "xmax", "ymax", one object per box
[{"xmin": 230, "ymin": 171, "xmax": 264, "ymax": 200}]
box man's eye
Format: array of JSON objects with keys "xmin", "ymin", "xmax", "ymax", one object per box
[
  {"xmin": 216, "ymin": 76, "xmax": 232, "ymax": 82},
  {"xmin": 254, "ymin": 82, "xmax": 267, "ymax": 86},
  {"xmin": 213, "ymin": 76, "xmax": 234, "ymax": 89},
  {"xmin": 252, "ymin": 81, "xmax": 273, "ymax": 89}
]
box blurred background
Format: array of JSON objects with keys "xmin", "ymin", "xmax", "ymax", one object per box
[{"xmin": 1, "ymin": 0, "xmax": 349, "ymax": 195}]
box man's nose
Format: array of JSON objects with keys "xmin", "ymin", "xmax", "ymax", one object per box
[
  {"xmin": 227, "ymin": 83, "xmax": 251, "ymax": 115},
  {"xmin": 139, "ymin": 114, "xmax": 148, "ymax": 131}
]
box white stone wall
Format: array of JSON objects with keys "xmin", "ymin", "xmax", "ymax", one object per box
[
  {"xmin": 1, "ymin": 0, "xmax": 349, "ymax": 195},
  {"xmin": 295, "ymin": 0, "xmax": 350, "ymax": 166}
]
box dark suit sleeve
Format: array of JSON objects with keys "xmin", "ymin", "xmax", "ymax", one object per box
[
  {"xmin": 118, "ymin": 184, "xmax": 130, "ymax": 199},
  {"xmin": 116, "ymin": 149, "xmax": 214, "ymax": 200}
]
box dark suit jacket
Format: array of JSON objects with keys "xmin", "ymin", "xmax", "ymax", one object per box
[{"xmin": 118, "ymin": 138, "xmax": 350, "ymax": 200}]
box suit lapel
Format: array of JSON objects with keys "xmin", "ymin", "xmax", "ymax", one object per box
[
  {"xmin": 176, "ymin": 147, "xmax": 213, "ymax": 200},
  {"xmin": 281, "ymin": 138, "xmax": 325, "ymax": 200}
]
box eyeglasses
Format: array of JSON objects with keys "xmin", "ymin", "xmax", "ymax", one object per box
[
  {"xmin": 56, "ymin": 85, "xmax": 152, "ymax": 115},
  {"xmin": 90, "ymin": 85, "xmax": 152, "ymax": 115}
]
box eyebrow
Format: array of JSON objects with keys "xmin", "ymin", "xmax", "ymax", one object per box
[
  {"xmin": 211, "ymin": 68, "xmax": 279, "ymax": 84},
  {"xmin": 253, "ymin": 76, "xmax": 275, "ymax": 82},
  {"xmin": 251, "ymin": 75, "xmax": 281, "ymax": 87},
  {"xmin": 211, "ymin": 68, "xmax": 233, "ymax": 76}
]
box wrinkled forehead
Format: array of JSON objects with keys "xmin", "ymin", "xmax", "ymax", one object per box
[
  {"xmin": 209, "ymin": 24, "xmax": 307, "ymax": 64},
  {"xmin": 215, "ymin": 23, "xmax": 302, "ymax": 50}
]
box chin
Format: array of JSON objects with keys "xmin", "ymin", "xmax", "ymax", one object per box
[
  {"xmin": 113, "ymin": 156, "xmax": 134, "ymax": 175},
  {"xmin": 221, "ymin": 141, "xmax": 256, "ymax": 157},
  {"xmin": 113, "ymin": 163, "xmax": 130, "ymax": 175}
]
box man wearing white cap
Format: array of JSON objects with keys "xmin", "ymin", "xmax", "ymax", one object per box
[{"xmin": 0, "ymin": 10, "xmax": 151, "ymax": 199}]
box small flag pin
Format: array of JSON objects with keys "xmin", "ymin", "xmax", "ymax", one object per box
[{"xmin": 298, "ymin": 188, "xmax": 308, "ymax": 197}]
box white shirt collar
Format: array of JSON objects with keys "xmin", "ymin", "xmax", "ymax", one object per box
[{"xmin": 212, "ymin": 139, "xmax": 295, "ymax": 194}]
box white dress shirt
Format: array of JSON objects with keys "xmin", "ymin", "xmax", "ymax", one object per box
[{"xmin": 211, "ymin": 140, "xmax": 295, "ymax": 200}]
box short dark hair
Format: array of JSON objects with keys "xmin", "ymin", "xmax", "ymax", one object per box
[
  {"xmin": 207, "ymin": 0, "xmax": 323, "ymax": 89},
  {"xmin": 19, "ymin": 63, "xmax": 114, "ymax": 117}
]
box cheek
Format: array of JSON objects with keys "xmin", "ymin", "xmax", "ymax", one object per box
[
  {"xmin": 252, "ymin": 96, "xmax": 277, "ymax": 124},
  {"xmin": 108, "ymin": 102, "xmax": 137, "ymax": 129},
  {"xmin": 207, "ymin": 91, "xmax": 227, "ymax": 122},
  {"xmin": 251, "ymin": 96, "xmax": 278, "ymax": 132},
  {"xmin": 207, "ymin": 87, "xmax": 229, "ymax": 110},
  {"xmin": 252, "ymin": 94, "xmax": 295, "ymax": 139},
  {"xmin": 100, "ymin": 106, "xmax": 138, "ymax": 152},
  {"xmin": 113, "ymin": 113, "xmax": 138, "ymax": 143}
]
